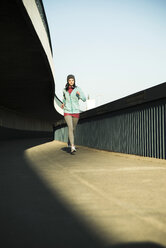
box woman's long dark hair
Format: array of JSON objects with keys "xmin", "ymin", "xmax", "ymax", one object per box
[{"xmin": 65, "ymin": 74, "xmax": 77, "ymax": 91}]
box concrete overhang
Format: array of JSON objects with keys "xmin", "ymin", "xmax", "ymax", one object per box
[{"xmin": 0, "ymin": 0, "xmax": 62, "ymax": 122}]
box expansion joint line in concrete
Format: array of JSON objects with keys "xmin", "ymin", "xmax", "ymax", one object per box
[{"xmin": 68, "ymin": 171, "xmax": 166, "ymax": 235}]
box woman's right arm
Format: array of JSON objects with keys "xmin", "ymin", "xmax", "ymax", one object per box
[{"xmin": 61, "ymin": 91, "xmax": 66, "ymax": 109}]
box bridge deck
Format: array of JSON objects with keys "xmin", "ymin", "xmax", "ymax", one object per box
[{"xmin": 0, "ymin": 138, "xmax": 166, "ymax": 248}]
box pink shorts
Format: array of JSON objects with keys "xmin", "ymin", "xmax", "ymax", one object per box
[{"xmin": 64, "ymin": 113, "xmax": 80, "ymax": 118}]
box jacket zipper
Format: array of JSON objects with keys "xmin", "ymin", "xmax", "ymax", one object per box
[{"xmin": 69, "ymin": 93, "xmax": 73, "ymax": 113}]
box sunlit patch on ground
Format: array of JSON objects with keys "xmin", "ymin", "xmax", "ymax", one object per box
[{"xmin": 24, "ymin": 140, "xmax": 166, "ymax": 247}]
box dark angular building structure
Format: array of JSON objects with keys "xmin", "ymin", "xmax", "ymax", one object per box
[{"xmin": 0, "ymin": 0, "xmax": 63, "ymax": 140}]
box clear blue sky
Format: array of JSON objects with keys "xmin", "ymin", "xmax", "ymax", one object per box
[{"xmin": 43, "ymin": 0, "xmax": 166, "ymax": 107}]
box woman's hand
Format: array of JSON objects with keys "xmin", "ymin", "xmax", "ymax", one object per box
[
  {"xmin": 76, "ymin": 91, "xmax": 80, "ymax": 96},
  {"xmin": 61, "ymin": 103, "xmax": 64, "ymax": 109}
]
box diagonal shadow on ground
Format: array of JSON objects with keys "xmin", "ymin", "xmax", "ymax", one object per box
[
  {"xmin": 0, "ymin": 138, "xmax": 165, "ymax": 248},
  {"xmin": 0, "ymin": 138, "xmax": 105, "ymax": 248}
]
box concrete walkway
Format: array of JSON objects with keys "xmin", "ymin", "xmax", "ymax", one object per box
[{"xmin": 0, "ymin": 138, "xmax": 166, "ymax": 248}]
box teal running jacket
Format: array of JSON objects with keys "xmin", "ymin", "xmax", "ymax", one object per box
[{"xmin": 63, "ymin": 87, "xmax": 86, "ymax": 113}]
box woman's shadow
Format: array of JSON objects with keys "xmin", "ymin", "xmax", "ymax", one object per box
[{"xmin": 61, "ymin": 145, "xmax": 79, "ymax": 154}]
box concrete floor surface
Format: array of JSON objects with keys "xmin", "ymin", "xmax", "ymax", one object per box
[{"xmin": 0, "ymin": 138, "xmax": 166, "ymax": 248}]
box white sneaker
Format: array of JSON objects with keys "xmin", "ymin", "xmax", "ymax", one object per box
[
  {"xmin": 73, "ymin": 146, "xmax": 76, "ymax": 152},
  {"xmin": 71, "ymin": 146, "xmax": 76, "ymax": 153}
]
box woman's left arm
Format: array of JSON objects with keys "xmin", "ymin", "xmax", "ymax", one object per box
[{"xmin": 76, "ymin": 88, "xmax": 86, "ymax": 102}]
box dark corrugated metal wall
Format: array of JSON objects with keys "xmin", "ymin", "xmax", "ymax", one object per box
[{"xmin": 55, "ymin": 100, "xmax": 166, "ymax": 159}]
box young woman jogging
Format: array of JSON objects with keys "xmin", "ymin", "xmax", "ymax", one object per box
[{"xmin": 61, "ymin": 74, "xmax": 86, "ymax": 154}]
